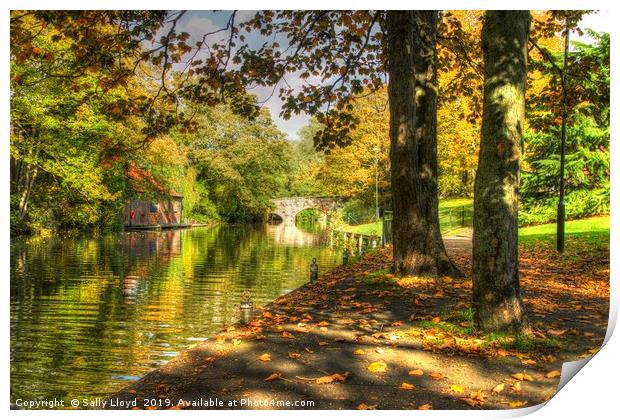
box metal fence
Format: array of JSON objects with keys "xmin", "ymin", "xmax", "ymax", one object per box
[
  {"xmin": 380, "ymin": 206, "xmax": 472, "ymax": 243},
  {"xmin": 382, "ymin": 211, "xmax": 393, "ymax": 245}
]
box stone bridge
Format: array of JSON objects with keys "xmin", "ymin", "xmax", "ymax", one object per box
[{"xmin": 270, "ymin": 196, "xmax": 345, "ymax": 224}]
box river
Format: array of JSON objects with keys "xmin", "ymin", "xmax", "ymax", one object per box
[{"xmin": 10, "ymin": 223, "xmax": 339, "ymax": 403}]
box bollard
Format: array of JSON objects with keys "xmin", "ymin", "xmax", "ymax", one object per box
[
  {"xmin": 239, "ymin": 291, "xmax": 253, "ymax": 325},
  {"xmin": 310, "ymin": 257, "xmax": 318, "ymax": 283},
  {"xmin": 343, "ymin": 248, "xmax": 350, "ymax": 266}
]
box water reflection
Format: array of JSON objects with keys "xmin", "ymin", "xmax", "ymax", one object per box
[{"xmin": 10, "ymin": 225, "xmax": 338, "ymax": 403}]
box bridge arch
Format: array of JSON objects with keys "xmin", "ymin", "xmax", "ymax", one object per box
[{"xmin": 270, "ymin": 196, "xmax": 345, "ymax": 224}]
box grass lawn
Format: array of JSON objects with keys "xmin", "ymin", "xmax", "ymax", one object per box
[
  {"xmin": 519, "ymin": 215, "xmax": 610, "ymax": 249},
  {"xmin": 341, "ymin": 198, "xmax": 474, "ymax": 235},
  {"xmin": 341, "ymin": 197, "xmax": 609, "ymax": 250}
]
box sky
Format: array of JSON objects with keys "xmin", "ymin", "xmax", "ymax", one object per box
[{"xmin": 174, "ymin": 10, "xmax": 612, "ymax": 141}]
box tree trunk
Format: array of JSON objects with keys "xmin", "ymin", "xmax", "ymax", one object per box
[
  {"xmin": 472, "ymin": 11, "xmax": 531, "ymax": 333},
  {"xmin": 385, "ymin": 11, "xmax": 460, "ymax": 277}
]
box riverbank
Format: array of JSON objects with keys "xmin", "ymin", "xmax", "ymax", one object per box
[{"xmin": 108, "ymin": 230, "xmax": 609, "ymax": 410}]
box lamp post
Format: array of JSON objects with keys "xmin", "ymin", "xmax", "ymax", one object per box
[
  {"xmin": 309, "ymin": 257, "xmax": 318, "ymax": 283},
  {"xmin": 373, "ymin": 145, "xmax": 380, "ymax": 220},
  {"xmin": 557, "ymin": 21, "xmax": 570, "ymax": 253},
  {"xmin": 239, "ymin": 291, "xmax": 253, "ymax": 325}
]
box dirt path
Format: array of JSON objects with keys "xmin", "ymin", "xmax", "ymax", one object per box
[{"xmin": 108, "ymin": 238, "xmax": 608, "ymax": 410}]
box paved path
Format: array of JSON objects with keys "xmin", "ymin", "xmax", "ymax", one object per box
[{"xmin": 109, "ymin": 238, "xmax": 607, "ymax": 410}]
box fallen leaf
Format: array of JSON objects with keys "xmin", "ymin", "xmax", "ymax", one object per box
[
  {"xmin": 432, "ymin": 316, "xmax": 441, "ymax": 323},
  {"xmin": 316, "ymin": 372, "xmax": 348, "ymax": 384},
  {"xmin": 511, "ymin": 382, "xmax": 522, "ymax": 392},
  {"xmin": 353, "ymin": 349, "xmax": 366, "ymax": 355},
  {"xmin": 357, "ymin": 403, "xmax": 377, "ymax": 410},
  {"xmin": 258, "ymin": 353, "xmax": 271, "ymax": 362},
  {"xmin": 546, "ymin": 370, "xmax": 561, "ymax": 379},
  {"xmin": 450, "ymin": 384, "xmax": 465, "ymax": 393},
  {"xmin": 367, "ymin": 361, "xmax": 388, "ymax": 373},
  {"xmin": 418, "ymin": 404, "xmax": 433, "ymax": 410},
  {"xmin": 264, "ymin": 372, "xmax": 282, "ymax": 382},
  {"xmin": 547, "ymin": 329, "xmax": 567, "ymax": 336},
  {"xmin": 492, "ymin": 383, "xmax": 505, "ymax": 394},
  {"xmin": 232, "ymin": 338, "xmax": 241, "ymax": 346},
  {"xmin": 215, "ymin": 335, "xmax": 226, "ymax": 344},
  {"xmin": 399, "ymin": 382, "xmax": 415, "ymax": 390},
  {"xmin": 429, "ymin": 372, "xmax": 445, "ymax": 380},
  {"xmin": 509, "ymin": 401, "xmax": 528, "ymax": 408},
  {"xmin": 497, "ymin": 348, "xmax": 510, "ymax": 357},
  {"xmin": 470, "ymin": 390, "xmax": 486, "ymax": 402},
  {"xmin": 282, "ymin": 331, "xmax": 295, "ymax": 339},
  {"xmin": 521, "ymin": 359, "xmax": 536, "ymax": 365},
  {"xmin": 375, "ymin": 347, "xmax": 385, "ymax": 354},
  {"xmin": 288, "ymin": 352, "xmax": 301, "ymax": 359},
  {"xmin": 408, "ymin": 368, "xmax": 424, "ymax": 376},
  {"xmin": 511, "ymin": 373, "xmax": 533, "ymax": 381}
]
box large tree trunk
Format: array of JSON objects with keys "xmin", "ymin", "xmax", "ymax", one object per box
[
  {"xmin": 385, "ymin": 11, "xmax": 460, "ymax": 277},
  {"xmin": 472, "ymin": 11, "xmax": 531, "ymax": 333}
]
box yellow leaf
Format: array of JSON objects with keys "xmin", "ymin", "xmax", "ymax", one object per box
[
  {"xmin": 546, "ymin": 370, "xmax": 561, "ymax": 379},
  {"xmin": 264, "ymin": 372, "xmax": 282, "ymax": 382},
  {"xmin": 432, "ymin": 316, "xmax": 441, "ymax": 323},
  {"xmin": 511, "ymin": 382, "xmax": 522, "ymax": 392},
  {"xmin": 258, "ymin": 353, "xmax": 271, "ymax": 362},
  {"xmin": 367, "ymin": 361, "xmax": 388, "ymax": 373},
  {"xmin": 521, "ymin": 359, "xmax": 536, "ymax": 365},
  {"xmin": 492, "ymin": 383, "xmax": 505, "ymax": 394},
  {"xmin": 450, "ymin": 384, "xmax": 465, "ymax": 393},
  {"xmin": 357, "ymin": 403, "xmax": 377, "ymax": 410},
  {"xmin": 232, "ymin": 338, "xmax": 241, "ymax": 346},
  {"xmin": 418, "ymin": 404, "xmax": 433, "ymax": 410},
  {"xmin": 408, "ymin": 368, "xmax": 424, "ymax": 376},
  {"xmin": 509, "ymin": 401, "xmax": 528, "ymax": 408},
  {"xmin": 429, "ymin": 372, "xmax": 445, "ymax": 380},
  {"xmin": 353, "ymin": 349, "xmax": 366, "ymax": 355},
  {"xmin": 510, "ymin": 373, "xmax": 533, "ymax": 381},
  {"xmin": 399, "ymin": 382, "xmax": 415, "ymax": 390}
]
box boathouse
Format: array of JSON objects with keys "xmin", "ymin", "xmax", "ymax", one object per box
[{"xmin": 123, "ymin": 164, "xmax": 183, "ymax": 228}]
